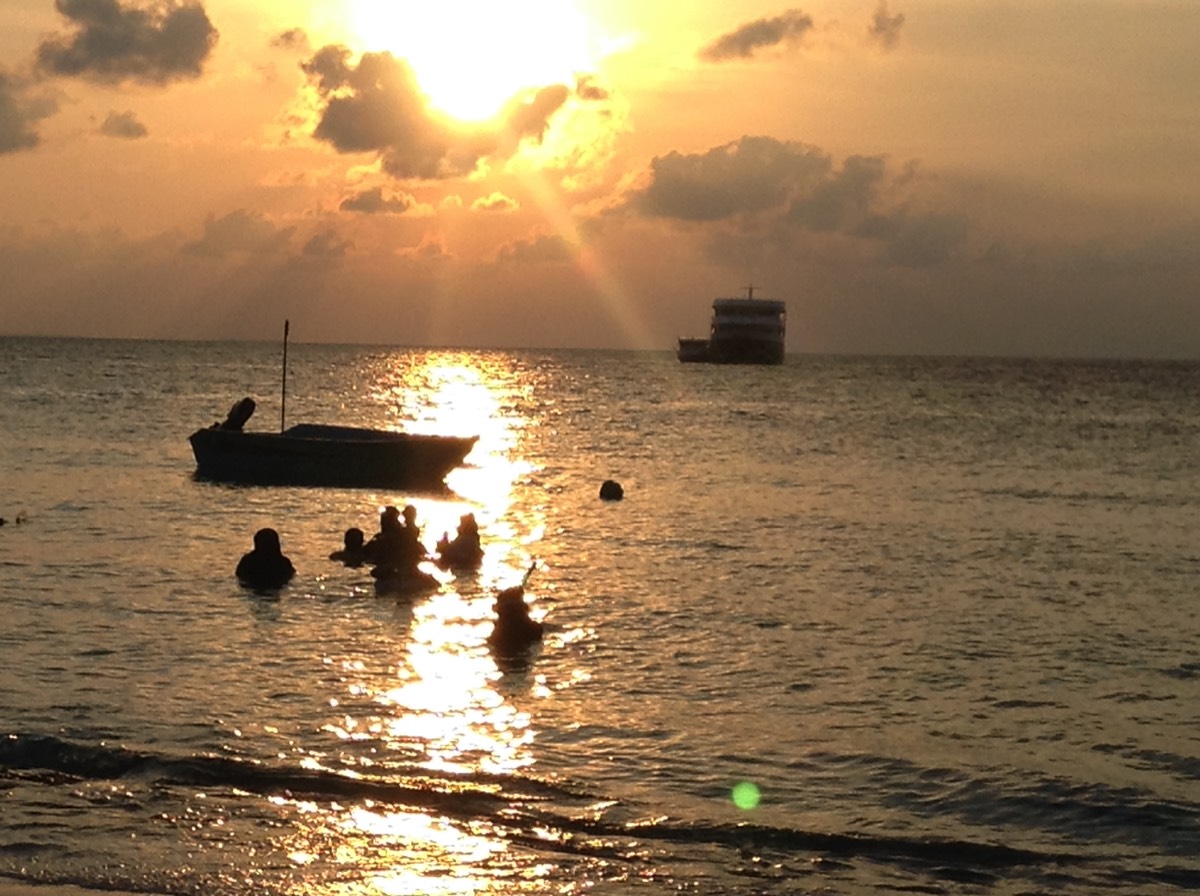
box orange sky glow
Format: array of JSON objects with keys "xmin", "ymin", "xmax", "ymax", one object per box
[{"xmin": 2, "ymin": 0, "xmax": 1199, "ymax": 357}]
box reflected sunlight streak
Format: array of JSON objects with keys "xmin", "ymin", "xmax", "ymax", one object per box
[
  {"xmin": 365, "ymin": 352, "xmax": 544, "ymax": 580},
  {"xmin": 286, "ymin": 351, "xmax": 571, "ymax": 894},
  {"xmin": 376, "ymin": 590, "xmax": 538, "ymax": 776}
]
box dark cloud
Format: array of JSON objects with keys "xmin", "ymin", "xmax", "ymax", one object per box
[
  {"xmin": 880, "ymin": 213, "xmax": 967, "ymax": 266},
  {"xmin": 302, "ymin": 46, "xmax": 571, "ymax": 181},
  {"xmin": 302, "ymin": 228, "xmax": 351, "ymax": 258},
  {"xmin": 181, "ymin": 209, "xmax": 294, "ymax": 258},
  {"xmin": 37, "ymin": 0, "xmax": 218, "ymax": 85},
  {"xmin": 272, "ymin": 28, "xmax": 308, "ymax": 51},
  {"xmin": 340, "ymin": 187, "xmax": 415, "ymax": 214},
  {"xmin": 302, "ymin": 46, "xmax": 465, "ymax": 179},
  {"xmin": 787, "ymin": 154, "xmax": 887, "ymax": 232},
  {"xmin": 503, "ymin": 85, "xmax": 570, "ymax": 144},
  {"xmin": 633, "ymin": 135, "xmax": 831, "ymax": 221},
  {"xmin": 99, "ymin": 109, "xmax": 147, "ymax": 138},
  {"xmin": 868, "ymin": 1, "xmax": 905, "ymax": 50},
  {"xmin": 630, "ymin": 136, "xmax": 969, "ymax": 268},
  {"xmin": 575, "ymin": 74, "xmax": 609, "ymax": 102},
  {"xmin": 0, "ymin": 72, "xmax": 57, "ymax": 153},
  {"xmin": 699, "ymin": 9, "xmax": 814, "ymax": 62}
]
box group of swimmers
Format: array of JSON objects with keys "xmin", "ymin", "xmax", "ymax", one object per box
[
  {"xmin": 234, "ymin": 507, "xmax": 542, "ymax": 657},
  {"xmin": 328, "ymin": 504, "xmax": 484, "ymax": 593},
  {"xmin": 237, "ymin": 505, "xmax": 482, "ymax": 593}
]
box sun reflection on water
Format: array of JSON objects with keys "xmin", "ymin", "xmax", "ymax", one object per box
[
  {"xmin": 363, "ymin": 351, "xmax": 544, "ymax": 584},
  {"xmin": 284, "ymin": 351, "xmax": 566, "ymax": 894}
]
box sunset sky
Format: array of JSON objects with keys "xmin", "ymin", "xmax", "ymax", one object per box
[{"xmin": 2, "ymin": 0, "xmax": 1199, "ymax": 357}]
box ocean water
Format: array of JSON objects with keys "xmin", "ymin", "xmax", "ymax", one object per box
[{"xmin": 1, "ymin": 336, "xmax": 1198, "ymax": 896}]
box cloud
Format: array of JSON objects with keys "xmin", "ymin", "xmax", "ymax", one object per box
[
  {"xmin": 850, "ymin": 209, "xmax": 968, "ymax": 267},
  {"xmin": 472, "ymin": 192, "xmax": 519, "ymax": 212},
  {"xmin": 494, "ymin": 234, "xmax": 573, "ymax": 266},
  {"xmin": 340, "ymin": 187, "xmax": 415, "ymax": 214},
  {"xmin": 99, "ymin": 109, "xmax": 147, "ymax": 138},
  {"xmin": 632, "ymin": 135, "xmax": 831, "ymax": 221},
  {"xmin": 868, "ymin": 1, "xmax": 905, "ymax": 50},
  {"xmin": 36, "ymin": 0, "xmax": 218, "ymax": 85},
  {"xmin": 397, "ymin": 234, "xmax": 451, "ymax": 261},
  {"xmin": 0, "ymin": 72, "xmax": 57, "ymax": 153},
  {"xmin": 181, "ymin": 209, "xmax": 294, "ymax": 258},
  {"xmin": 302, "ymin": 46, "xmax": 466, "ymax": 179},
  {"xmin": 272, "ymin": 28, "xmax": 308, "ymax": 51},
  {"xmin": 787, "ymin": 154, "xmax": 887, "ymax": 232},
  {"xmin": 302, "ymin": 45, "xmax": 571, "ymax": 181},
  {"xmin": 575, "ymin": 75, "xmax": 609, "ymax": 102},
  {"xmin": 502, "ymin": 85, "xmax": 570, "ymax": 145},
  {"xmin": 699, "ymin": 9, "xmax": 815, "ymax": 61},
  {"xmin": 628, "ymin": 135, "xmax": 969, "ymax": 268},
  {"xmin": 302, "ymin": 228, "xmax": 351, "ymax": 258}
]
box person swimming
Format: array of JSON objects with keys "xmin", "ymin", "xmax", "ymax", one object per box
[
  {"xmin": 436, "ymin": 512, "xmax": 483, "ymax": 569},
  {"xmin": 368, "ymin": 505, "xmax": 437, "ymax": 595},
  {"xmin": 487, "ymin": 567, "xmax": 543, "ymax": 659},
  {"xmin": 329, "ymin": 527, "xmax": 366, "ymax": 567},
  {"xmin": 362, "ymin": 506, "xmax": 401, "ymax": 566},
  {"xmin": 364, "ymin": 505, "xmax": 427, "ymax": 569},
  {"xmin": 236, "ymin": 528, "xmax": 296, "ymax": 591}
]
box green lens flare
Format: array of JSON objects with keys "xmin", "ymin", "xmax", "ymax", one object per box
[{"xmin": 731, "ymin": 780, "xmax": 761, "ymax": 810}]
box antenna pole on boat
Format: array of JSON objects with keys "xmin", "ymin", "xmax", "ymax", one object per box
[{"xmin": 281, "ymin": 319, "xmax": 289, "ymax": 433}]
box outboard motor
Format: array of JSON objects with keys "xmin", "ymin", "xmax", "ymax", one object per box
[{"xmin": 220, "ymin": 397, "xmax": 256, "ymax": 431}]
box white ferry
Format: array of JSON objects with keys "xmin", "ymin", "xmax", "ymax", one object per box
[{"xmin": 677, "ymin": 287, "xmax": 786, "ymax": 365}]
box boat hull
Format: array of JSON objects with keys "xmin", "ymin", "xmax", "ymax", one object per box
[
  {"xmin": 676, "ymin": 338, "xmax": 710, "ymax": 363},
  {"xmin": 189, "ymin": 424, "xmax": 477, "ymax": 489},
  {"xmin": 706, "ymin": 337, "xmax": 785, "ymax": 365}
]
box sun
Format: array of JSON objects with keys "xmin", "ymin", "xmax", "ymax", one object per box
[{"xmin": 347, "ymin": 0, "xmax": 597, "ymax": 123}]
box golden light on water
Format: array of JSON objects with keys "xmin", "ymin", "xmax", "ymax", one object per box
[
  {"xmin": 276, "ymin": 351, "xmax": 569, "ymax": 893},
  {"xmin": 376, "ymin": 590, "xmax": 538, "ymax": 777},
  {"xmin": 277, "ymin": 796, "xmax": 520, "ymax": 896},
  {"xmin": 364, "ymin": 352, "xmax": 539, "ymax": 565}
]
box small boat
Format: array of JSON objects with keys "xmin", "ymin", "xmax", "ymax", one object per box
[
  {"xmin": 677, "ymin": 287, "xmax": 786, "ymax": 365},
  {"xmin": 190, "ymin": 397, "xmax": 477, "ymax": 489}
]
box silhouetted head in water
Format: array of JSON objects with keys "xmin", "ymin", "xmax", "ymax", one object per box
[
  {"xmin": 330, "ymin": 527, "xmax": 366, "ymax": 566},
  {"xmin": 380, "ymin": 506, "xmax": 401, "ymax": 532},
  {"xmin": 436, "ymin": 512, "xmax": 484, "ymax": 569},
  {"xmin": 487, "ymin": 584, "xmax": 544, "ymax": 659},
  {"xmin": 253, "ymin": 527, "xmax": 282, "ymax": 554},
  {"xmin": 237, "ymin": 527, "xmax": 295, "ymax": 591},
  {"xmin": 402, "ymin": 505, "xmax": 418, "ymax": 527}
]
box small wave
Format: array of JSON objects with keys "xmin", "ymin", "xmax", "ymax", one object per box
[
  {"xmin": 0, "ymin": 732, "xmax": 570, "ymax": 818},
  {"xmin": 1, "ymin": 732, "xmax": 1106, "ymax": 892},
  {"xmin": 1094, "ymin": 742, "xmax": 1200, "ymax": 783},
  {"xmin": 1163, "ymin": 661, "xmax": 1200, "ymax": 680}
]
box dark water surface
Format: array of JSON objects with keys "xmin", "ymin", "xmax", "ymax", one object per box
[{"xmin": 1, "ymin": 338, "xmax": 1198, "ymax": 895}]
